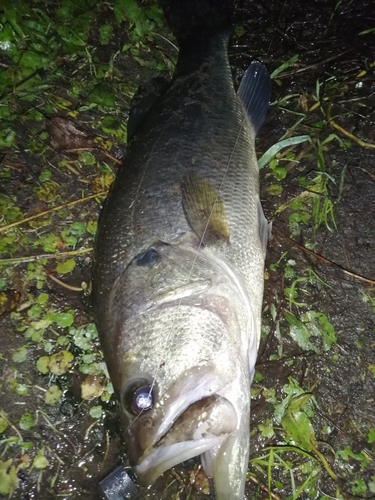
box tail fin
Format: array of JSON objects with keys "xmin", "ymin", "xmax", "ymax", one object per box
[{"xmin": 159, "ymin": 0, "xmax": 233, "ymax": 42}]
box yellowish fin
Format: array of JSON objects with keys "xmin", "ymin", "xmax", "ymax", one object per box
[{"xmin": 181, "ymin": 174, "xmax": 230, "ymax": 246}]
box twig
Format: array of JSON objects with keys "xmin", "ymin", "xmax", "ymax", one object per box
[
  {"xmin": 48, "ymin": 274, "xmax": 83, "ymax": 292},
  {"xmin": 274, "ymin": 228, "xmax": 375, "ymax": 285},
  {"xmin": 0, "ymin": 247, "xmax": 93, "ymax": 265},
  {"xmin": 327, "ymin": 105, "xmax": 375, "ymax": 149},
  {"xmin": 0, "ymin": 191, "xmax": 107, "ymax": 233}
]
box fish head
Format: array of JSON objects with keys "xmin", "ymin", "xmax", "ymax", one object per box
[{"xmin": 107, "ymin": 241, "xmax": 256, "ymax": 497}]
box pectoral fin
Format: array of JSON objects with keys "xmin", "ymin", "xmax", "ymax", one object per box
[{"xmin": 181, "ymin": 174, "xmax": 230, "ymax": 246}]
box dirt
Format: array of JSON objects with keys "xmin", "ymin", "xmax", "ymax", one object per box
[{"xmin": 0, "ymin": 0, "xmax": 374, "ymax": 499}]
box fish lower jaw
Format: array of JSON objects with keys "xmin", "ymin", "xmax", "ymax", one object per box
[{"xmin": 134, "ymin": 434, "xmax": 228, "ymax": 485}]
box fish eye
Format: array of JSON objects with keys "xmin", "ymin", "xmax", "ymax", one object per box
[
  {"xmin": 132, "ymin": 386, "xmax": 154, "ymax": 414},
  {"xmin": 123, "ymin": 379, "xmax": 156, "ymax": 415}
]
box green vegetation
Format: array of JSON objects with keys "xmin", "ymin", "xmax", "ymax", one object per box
[
  {"xmin": 0, "ymin": 0, "xmax": 374, "ymax": 498},
  {"xmin": 0, "ymin": 0, "xmax": 174, "ymax": 496}
]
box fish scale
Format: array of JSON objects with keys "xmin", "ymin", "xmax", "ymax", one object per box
[{"xmin": 92, "ymin": 1, "xmax": 271, "ymax": 498}]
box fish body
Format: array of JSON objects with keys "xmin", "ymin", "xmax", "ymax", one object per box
[{"xmin": 92, "ymin": 1, "xmax": 270, "ymax": 498}]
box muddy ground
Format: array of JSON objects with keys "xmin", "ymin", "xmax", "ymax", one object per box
[{"xmin": 0, "ymin": 0, "xmax": 374, "ymax": 499}]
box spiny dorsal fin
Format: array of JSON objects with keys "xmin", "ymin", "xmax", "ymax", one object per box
[{"xmin": 181, "ymin": 174, "xmax": 230, "ymax": 246}]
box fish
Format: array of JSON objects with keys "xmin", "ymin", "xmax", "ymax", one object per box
[{"xmin": 92, "ymin": 0, "xmax": 271, "ymax": 498}]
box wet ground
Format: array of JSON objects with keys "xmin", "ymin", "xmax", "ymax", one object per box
[{"xmin": 0, "ymin": 0, "xmax": 374, "ymax": 499}]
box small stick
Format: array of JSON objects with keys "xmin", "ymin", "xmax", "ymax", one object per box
[
  {"xmin": 0, "ymin": 191, "xmax": 107, "ymax": 233},
  {"xmin": 274, "ymin": 228, "xmax": 375, "ymax": 286}
]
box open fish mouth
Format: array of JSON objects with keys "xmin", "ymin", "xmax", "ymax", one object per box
[{"xmin": 134, "ymin": 393, "xmax": 238, "ymax": 485}]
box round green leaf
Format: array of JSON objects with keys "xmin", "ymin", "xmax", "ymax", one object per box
[
  {"xmin": 44, "ymin": 385, "xmax": 62, "ymax": 405},
  {"xmin": 49, "ymin": 350, "xmax": 74, "ymax": 375},
  {"xmin": 56, "ymin": 258, "xmax": 76, "ymax": 275}
]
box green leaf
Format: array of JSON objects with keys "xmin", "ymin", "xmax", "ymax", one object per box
[
  {"xmin": 50, "ymin": 310, "xmax": 74, "ymax": 327},
  {"xmin": 19, "ymin": 412, "xmax": 36, "ymax": 430},
  {"xmin": 273, "ymin": 167, "xmax": 287, "ymax": 180},
  {"xmin": 43, "ymin": 342, "xmax": 54, "ymax": 353},
  {"xmin": 12, "ymin": 346, "xmax": 28, "ymax": 363},
  {"xmin": 0, "ymin": 411, "xmax": 9, "ymax": 433},
  {"xmin": 289, "ymin": 210, "xmax": 311, "ymax": 224},
  {"xmin": 56, "ymin": 335, "xmax": 69, "ymax": 346},
  {"xmin": 44, "ymin": 385, "xmax": 62, "ymax": 405},
  {"xmin": 85, "ymin": 323, "xmax": 98, "ymax": 337},
  {"xmin": 36, "ymin": 293, "xmax": 49, "ymax": 304},
  {"xmin": 351, "ymin": 478, "xmax": 367, "ymax": 495},
  {"xmin": 28, "ymin": 304, "xmax": 43, "ymax": 318},
  {"xmin": 0, "ymin": 128, "xmax": 16, "ymax": 148},
  {"xmin": 337, "ymin": 446, "xmax": 371, "ymax": 468},
  {"xmin": 114, "ymin": 0, "xmax": 154, "ymax": 39},
  {"xmin": 78, "ymin": 151, "xmax": 96, "ymax": 165},
  {"xmin": 62, "ymin": 234, "xmax": 77, "ymax": 247},
  {"xmin": 89, "ymin": 405, "xmax": 103, "ymax": 419},
  {"xmin": 48, "ymin": 350, "xmax": 74, "ymax": 375},
  {"xmin": 36, "ymin": 356, "xmax": 50, "ymax": 374},
  {"xmin": 37, "ymin": 233, "xmax": 62, "ymax": 252},
  {"xmin": 15, "ymin": 383, "xmax": 28, "ymax": 396},
  {"xmin": 87, "ymin": 84, "xmax": 115, "ymax": 107},
  {"xmin": 258, "ymin": 135, "xmax": 312, "ymax": 169},
  {"xmin": 39, "ymin": 169, "xmax": 52, "ymax": 182},
  {"xmin": 69, "ymin": 221, "xmax": 86, "ymax": 236},
  {"xmin": 270, "ymin": 54, "xmax": 299, "ymax": 79},
  {"xmin": 258, "ymin": 418, "xmax": 274, "ymax": 438},
  {"xmin": 0, "ymin": 459, "xmax": 19, "ymax": 495},
  {"xmin": 367, "ymin": 428, "xmax": 375, "ymax": 444},
  {"xmin": 82, "ymin": 353, "xmax": 96, "ymax": 364},
  {"xmin": 359, "ymin": 27, "xmax": 375, "ymax": 35},
  {"xmin": 56, "ymin": 258, "xmax": 76, "ymax": 274},
  {"xmin": 267, "ymin": 184, "xmax": 283, "ymax": 195},
  {"xmin": 301, "ymin": 310, "xmax": 337, "ymax": 351},
  {"xmin": 281, "ymin": 394, "xmax": 316, "ymax": 450},
  {"xmin": 99, "ymin": 24, "xmax": 113, "ymax": 45},
  {"xmin": 274, "ymin": 377, "xmax": 306, "ymax": 423},
  {"xmin": 33, "ymin": 449, "xmax": 49, "ymax": 469},
  {"xmin": 87, "ymin": 219, "xmax": 97, "ymax": 235},
  {"xmin": 284, "ymin": 310, "xmax": 318, "ymax": 353}
]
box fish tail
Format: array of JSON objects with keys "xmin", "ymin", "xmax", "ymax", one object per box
[{"xmin": 159, "ymin": 0, "xmax": 233, "ymax": 43}]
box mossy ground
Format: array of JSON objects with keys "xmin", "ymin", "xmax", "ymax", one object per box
[{"xmin": 0, "ymin": 0, "xmax": 374, "ymax": 498}]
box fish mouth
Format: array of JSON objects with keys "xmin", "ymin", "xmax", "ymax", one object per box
[{"xmin": 134, "ymin": 390, "xmax": 238, "ymax": 485}]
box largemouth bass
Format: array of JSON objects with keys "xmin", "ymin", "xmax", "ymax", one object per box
[{"xmin": 92, "ymin": 0, "xmax": 271, "ymax": 498}]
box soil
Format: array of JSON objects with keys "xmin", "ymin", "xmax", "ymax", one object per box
[{"xmin": 0, "ymin": 0, "xmax": 374, "ymax": 499}]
